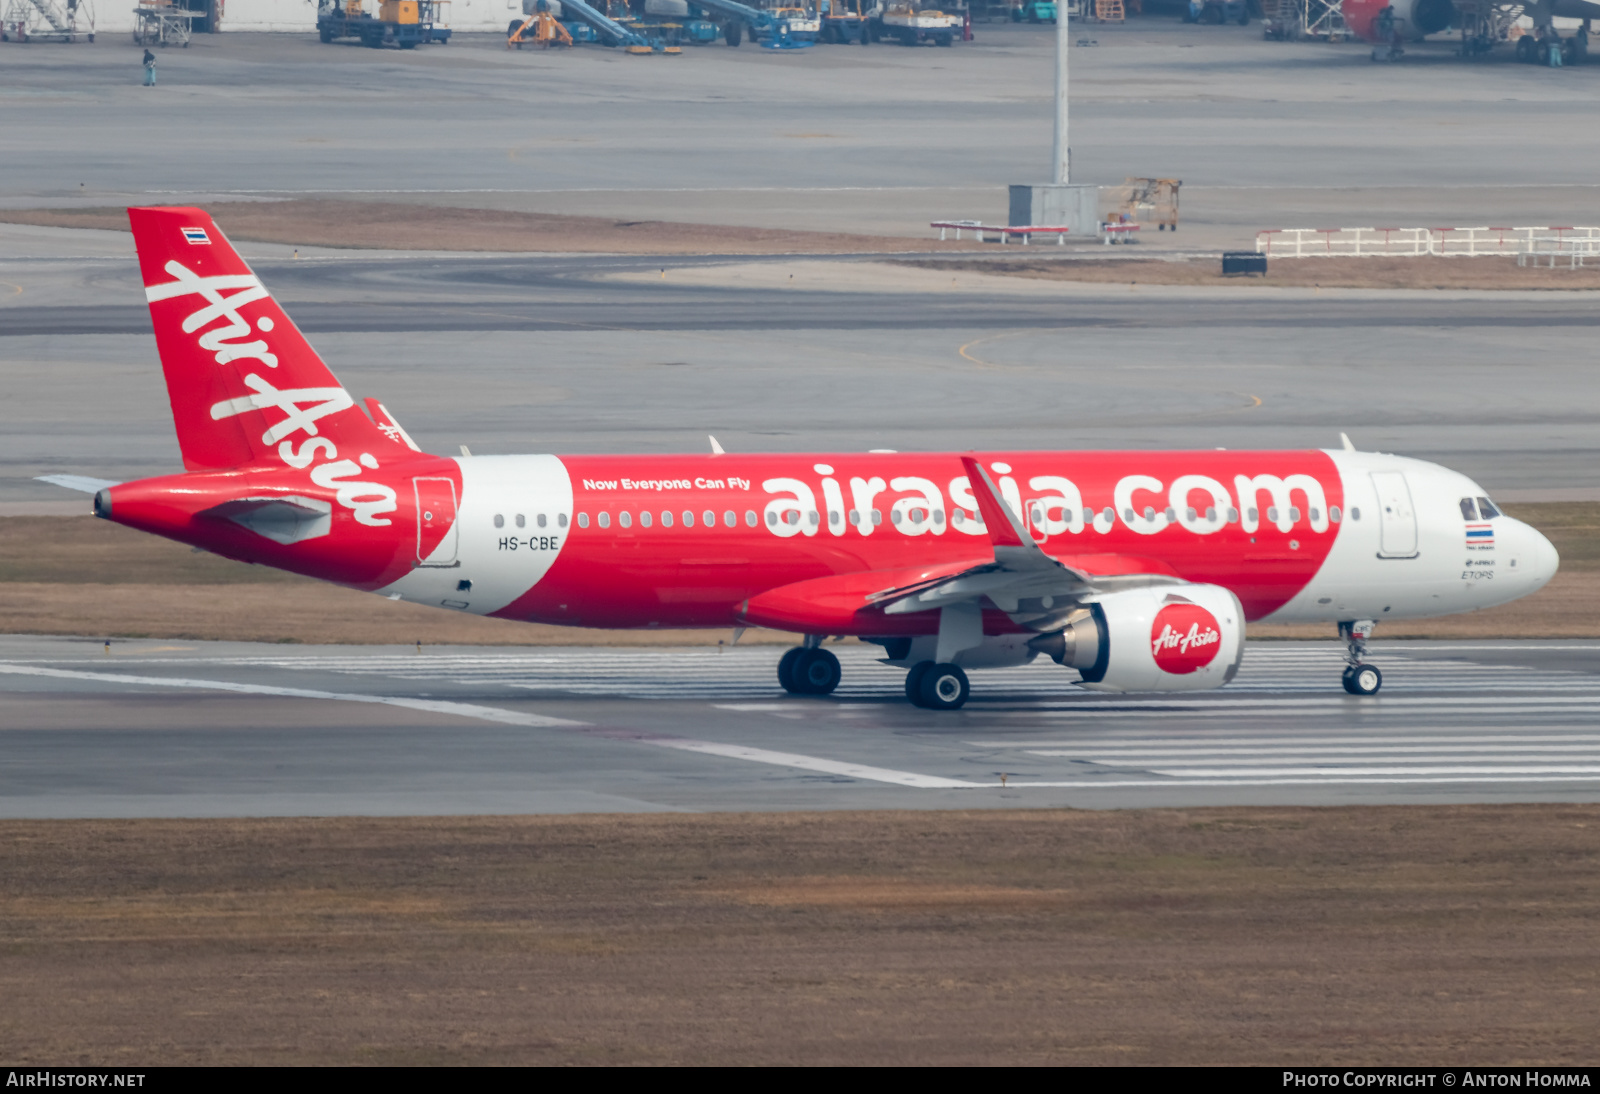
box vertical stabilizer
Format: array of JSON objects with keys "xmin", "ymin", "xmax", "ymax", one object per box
[{"xmin": 129, "ymin": 206, "xmax": 392, "ymax": 471}]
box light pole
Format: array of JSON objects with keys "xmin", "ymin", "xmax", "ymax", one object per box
[{"xmin": 1053, "ymin": 0, "xmax": 1069, "ymax": 184}]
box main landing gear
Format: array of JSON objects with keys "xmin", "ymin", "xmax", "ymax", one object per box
[
  {"xmin": 777, "ymin": 639, "xmax": 841, "ymax": 696},
  {"xmin": 1339, "ymin": 619, "xmax": 1382, "ymax": 695},
  {"xmin": 905, "ymin": 661, "xmax": 970, "ymax": 711}
]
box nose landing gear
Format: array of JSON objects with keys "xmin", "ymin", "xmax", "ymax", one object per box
[{"xmin": 1339, "ymin": 619, "xmax": 1382, "ymax": 695}]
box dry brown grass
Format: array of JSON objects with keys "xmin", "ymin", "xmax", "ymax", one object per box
[
  {"xmin": 3, "ymin": 505, "xmax": 1595, "ymax": 643},
  {"xmin": 917, "ymin": 254, "xmax": 1600, "ymax": 291},
  {"xmin": 1, "ymin": 807, "xmax": 1597, "ymax": 1064},
  {"xmin": 0, "ymin": 201, "xmax": 995, "ymax": 256}
]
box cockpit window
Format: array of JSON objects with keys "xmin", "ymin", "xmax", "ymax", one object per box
[
  {"xmin": 1459, "ymin": 497, "xmax": 1479, "ymax": 521},
  {"xmin": 1477, "ymin": 497, "xmax": 1500, "ymax": 519}
]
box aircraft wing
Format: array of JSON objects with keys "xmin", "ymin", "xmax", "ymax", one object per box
[{"xmin": 738, "ymin": 457, "xmax": 1181, "ymax": 634}]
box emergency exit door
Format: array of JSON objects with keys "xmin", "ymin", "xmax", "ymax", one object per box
[
  {"xmin": 1370, "ymin": 471, "xmax": 1418, "ymax": 559},
  {"xmin": 413, "ymin": 477, "xmax": 459, "ymax": 566}
]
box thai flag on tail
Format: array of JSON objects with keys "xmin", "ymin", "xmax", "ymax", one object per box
[{"xmin": 1465, "ymin": 522, "xmax": 1495, "ymax": 549}]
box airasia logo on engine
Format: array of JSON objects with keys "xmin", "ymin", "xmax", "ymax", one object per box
[{"xmin": 1150, "ymin": 603, "xmax": 1223, "ymax": 675}]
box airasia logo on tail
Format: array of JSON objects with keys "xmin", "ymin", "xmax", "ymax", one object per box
[{"xmin": 1150, "ymin": 602, "xmax": 1222, "ymax": 675}]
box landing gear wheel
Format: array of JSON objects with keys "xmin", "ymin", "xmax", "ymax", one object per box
[
  {"xmin": 1343, "ymin": 663, "xmax": 1382, "ymax": 696},
  {"xmin": 918, "ymin": 663, "xmax": 970, "ymax": 711},
  {"xmin": 904, "ymin": 661, "xmax": 934, "ymax": 705},
  {"xmin": 794, "ymin": 648, "xmax": 841, "ymax": 696},
  {"xmin": 777, "ymin": 647, "xmax": 805, "ymax": 693}
]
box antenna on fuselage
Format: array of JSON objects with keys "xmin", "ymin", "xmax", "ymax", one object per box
[
  {"xmin": 1340, "ymin": 432, "xmax": 1356, "ymax": 452},
  {"xmin": 709, "ymin": 435, "xmax": 725, "ymax": 455}
]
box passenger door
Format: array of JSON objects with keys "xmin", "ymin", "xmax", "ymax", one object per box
[
  {"xmin": 1370, "ymin": 471, "xmax": 1418, "ymax": 559},
  {"xmin": 413, "ymin": 477, "xmax": 459, "ymax": 566}
]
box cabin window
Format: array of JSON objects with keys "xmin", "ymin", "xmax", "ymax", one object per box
[
  {"xmin": 661, "ymin": 510, "xmax": 673, "ymax": 528},
  {"xmin": 1350, "ymin": 507, "xmax": 1361, "ymax": 521},
  {"xmin": 577, "ymin": 512, "xmax": 589, "ymax": 528},
  {"xmin": 829, "ymin": 510, "xmax": 841, "ymax": 526},
  {"xmin": 1310, "ymin": 508, "xmax": 1320, "ymax": 523},
  {"xmin": 1163, "ymin": 507, "xmax": 1176, "ymax": 523},
  {"xmin": 493, "ymin": 514, "xmax": 504, "ymax": 529},
  {"xmin": 619, "ymin": 511, "xmax": 632, "ymax": 529},
  {"xmin": 1186, "ymin": 507, "xmax": 1197, "ymax": 522},
  {"xmin": 768, "ymin": 511, "xmax": 779, "ymax": 527},
  {"xmin": 1459, "ymin": 497, "xmax": 1479, "ymax": 520},
  {"xmin": 515, "ymin": 514, "xmax": 525, "ymax": 528},
  {"xmin": 871, "ymin": 509, "xmax": 882, "ymax": 525},
  {"xmin": 1144, "ymin": 507, "xmax": 1156, "ymax": 523},
  {"xmin": 786, "ymin": 511, "xmax": 800, "ymax": 526},
  {"xmin": 933, "ymin": 510, "xmax": 944, "ymax": 526},
  {"xmin": 1123, "ymin": 508, "xmax": 1135, "ymax": 523},
  {"xmin": 682, "ymin": 510, "xmax": 695, "ymax": 527},
  {"xmin": 745, "ymin": 510, "xmax": 757, "ymax": 527},
  {"xmin": 1267, "ymin": 507, "xmax": 1279, "ymax": 523},
  {"xmin": 1247, "ymin": 507, "xmax": 1258, "ymax": 523},
  {"xmin": 1477, "ymin": 497, "xmax": 1500, "ymax": 519},
  {"xmin": 558, "ymin": 513, "xmax": 568, "ymax": 528},
  {"xmin": 1289, "ymin": 506, "xmax": 1300, "ymax": 523},
  {"xmin": 703, "ymin": 510, "xmax": 715, "ymax": 528},
  {"xmin": 849, "ymin": 510, "xmax": 861, "ymax": 526},
  {"xmin": 537, "ymin": 513, "xmax": 547, "ymax": 528},
  {"xmin": 1102, "ymin": 507, "xmax": 1114, "ymax": 524},
  {"xmin": 809, "ymin": 510, "xmax": 820, "ymax": 526},
  {"xmin": 724, "ymin": 510, "xmax": 736, "ymax": 528},
  {"xmin": 1227, "ymin": 508, "xmax": 1239, "ymax": 524},
  {"xmin": 1330, "ymin": 506, "xmax": 1342, "ymax": 523},
  {"xmin": 890, "ymin": 509, "xmax": 902, "ymax": 525},
  {"xmin": 639, "ymin": 511, "xmax": 652, "ymax": 528},
  {"xmin": 598, "ymin": 512, "xmax": 610, "ymax": 529},
  {"xmin": 1027, "ymin": 507, "xmax": 1040, "ymax": 525},
  {"xmin": 953, "ymin": 510, "xmax": 966, "ymax": 526}
]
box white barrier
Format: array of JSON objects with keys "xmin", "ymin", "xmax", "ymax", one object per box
[{"xmin": 1255, "ymin": 226, "xmax": 1600, "ymax": 258}]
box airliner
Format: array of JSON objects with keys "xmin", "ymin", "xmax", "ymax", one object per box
[{"xmin": 42, "ymin": 207, "xmax": 1560, "ymax": 710}]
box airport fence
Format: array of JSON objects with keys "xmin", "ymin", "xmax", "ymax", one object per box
[{"xmin": 1254, "ymin": 225, "xmax": 1600, "ymax": 258}]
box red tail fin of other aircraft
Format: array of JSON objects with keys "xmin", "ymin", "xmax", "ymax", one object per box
[{"xmin": 129, "ymin": 206, "xmax": 398, "ymax": 471}]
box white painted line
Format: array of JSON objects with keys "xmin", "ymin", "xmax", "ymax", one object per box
[
  {"xmin": 1149, "ymin": 766, "xmax": 1600, "ymax": 778},
  {"xmin": 0, "ymin": 664, "xmax": 969, "ymax": 791},
  {"xmin": 1026, "ymin": 744, "xmax": 1600, "ymax": 758},
  {"xmin": 646, "ymin": 740, "xmax": 979, "ymax": 789},
  {"xmin": 0, "ymin": 664, "xmax": 588, "ymax": 727},
  {"xmin": 712, "ymin": 704, "xmax": 794, "ymax": 712},
  {"xmin": 997, "ymin": 776, "xmax": 1600, "ymax": 788},
  {"xmin": 975, "ymin": 734, "xmax": 1600, "ymax": 748}
]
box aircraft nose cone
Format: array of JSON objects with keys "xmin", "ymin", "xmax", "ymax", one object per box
[{"xmin": 1510, "ymin": 518, "xmax": 1559, "ymax": 593}]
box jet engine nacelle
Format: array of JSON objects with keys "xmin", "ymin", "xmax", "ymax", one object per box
[
  {"xmin": 1345, "ymin": 0, "xmax": 1453, "ymax": 41},
  {"xmin": 1031, "ymin": 584, "xmax": 1245, "ymax": 693}
]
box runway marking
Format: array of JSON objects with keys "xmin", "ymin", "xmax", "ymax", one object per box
[
  {"xmin": 1000, "ymin": 776, "xmax": 1600, "ymax": 788},
  {"xmin": 647, "ymin": 740, "xmax": 977, "ymax": 789},
  {"xmin": 0, "ymin": 664, "xmax": 588, "ymax": 728},
  {"xmin": 0, "ymin": 664, "xmax": 966, "ymax": 791}
]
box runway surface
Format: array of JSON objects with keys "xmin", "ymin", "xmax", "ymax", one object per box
[{"xmin": 4, "ymin": 636, "xmax": 1599, "ymax": 817}]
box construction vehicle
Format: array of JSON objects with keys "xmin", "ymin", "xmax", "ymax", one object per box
[
  {"xmin": 508, "ymin": 0, "xmax": 572, "ymax": 46},
  {"xmin": 1, "ymin": 0, "xmax": 94, "ymax": 41},
  {"xmin": 874, "ymin": 2, "xmax": 959, "ymax": 44},
  {"xmin": 1108, "ymin": 177, "xmax": 1181, "ymax": 231},
  {"xmin": 317, "ymin": 0, "xmax": 452, "ymax": 47}
]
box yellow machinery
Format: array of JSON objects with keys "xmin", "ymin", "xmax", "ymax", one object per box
[
  {"xmin": 508, "ymin": 8, "xmax": 572, "ymax": 46},
  {"xmin": 1110, "ymin": 177, "xmax": 1181, "ymax": 231},
  {"xmin": 379, "ymin": 0, "xmax": 418, "ymax": 20},
  {"xmin": 1094, "ymin": 0, "xmax": 1124, "ymax": 20}
]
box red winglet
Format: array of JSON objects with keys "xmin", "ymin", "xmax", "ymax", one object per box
[{"xmin": 959, "ymin": 456, "xmax": 1028, "ymax": 549}]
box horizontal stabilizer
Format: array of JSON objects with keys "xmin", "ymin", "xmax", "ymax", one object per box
[{"xmin": 35, "ymin": 474, "xmax": 118, "ymax": 494}]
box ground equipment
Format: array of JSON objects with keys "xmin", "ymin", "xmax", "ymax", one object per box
[
  {"xmin": 820, "ymin": 0, "xmax": 872, "ymax": 41},
  {"xmin": 2, "ymin": 0, "xmax": 94, "ymax": 41},
  {"xmin": 508, "ymin": 3, "xmax": 572, "ymax": 46},
  {"xmin": 875, "ymin": 2, "xmax": 959, "ymax": 44},
  {"xmin": 1108, "ymin": 177, "xmax": 1180, "ymax": 231},
  {"xmin": 131, "ymin": 0, "xmax": 200, "ymax": 45},
  {"xmin": 1012, "ymin": 0, "xmax": 1056, "ymax": 21},
  {"xmin": 317, "ymin": 0, "xmax": 451, "ymax": 47}
]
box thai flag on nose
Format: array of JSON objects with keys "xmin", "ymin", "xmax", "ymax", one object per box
[{"xmin": 1465, "ymin": 522, "xmax": 1495, "ymax": 548}]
